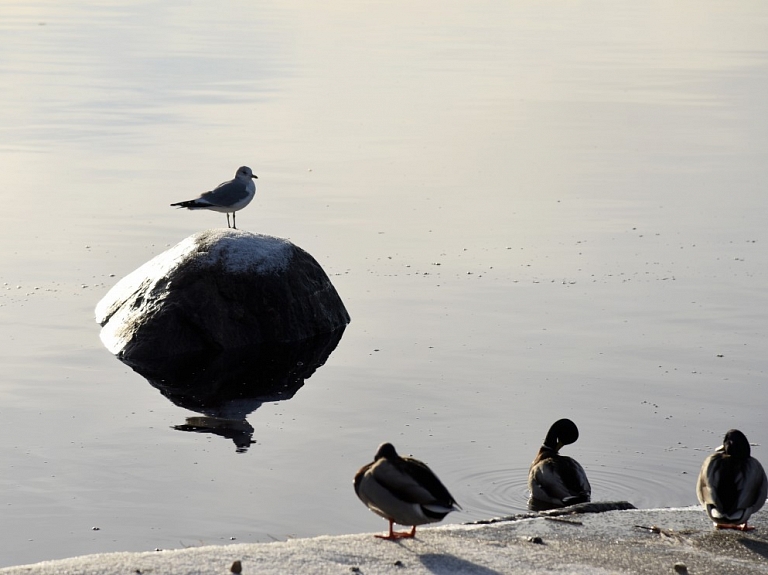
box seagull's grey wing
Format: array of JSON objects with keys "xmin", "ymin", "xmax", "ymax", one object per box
[{"xmin": 198, "ymin": 179, "xmax": 250, "ymax": 207}]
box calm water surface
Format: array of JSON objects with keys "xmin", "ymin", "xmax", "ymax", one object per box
[{"xmin": 1, "ymin": 0, "xmax": 768, "ymax": 567}]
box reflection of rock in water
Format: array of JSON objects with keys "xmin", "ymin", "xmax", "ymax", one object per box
[
  {"xmin": 174, "ymin": 417, "xmax": 256, "ymax": 454},
  {"xmin": 120, "ymin": 327, "xmax": 345, "ymax": 452}
]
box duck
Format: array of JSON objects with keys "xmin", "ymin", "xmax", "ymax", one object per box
[
  {"xmin": 528, "ymin": 418, "xmax": 591, "ymax": 510},
  {"xmin": 354, "ymin": 442, "xmax": 460, "ymax": 539},
  {"xmin": 697, "ymin": 429, "xmax": 767, "ymax": 531}
]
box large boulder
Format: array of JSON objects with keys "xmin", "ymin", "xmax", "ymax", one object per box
[{"xmin": 95, "ymin": 229, "xmax": 350, "ymax": 363}]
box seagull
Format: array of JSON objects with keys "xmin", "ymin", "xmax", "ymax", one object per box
[
  {"xmin": 528, "ymin": 418, "xmax": 591, "ymax": 510},
  {"xmin": 354, "ymin": 442, "xmax": 460, "ymax": 540},
  {"xmin": 171, "ymin": 166, "xmax": 257, "ymax": 229},
  {"xmin": 697, "ymin": 429, "xmax": 767, "ymax": 531}
]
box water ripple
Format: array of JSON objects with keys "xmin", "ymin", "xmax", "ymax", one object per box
[
  {"xmin": 455, "ymin": 466, "xmax": 531, "ymax": 520},
  {"xmin": 454, "ymin": 463, "xmax": 697, "ymax": 522}
]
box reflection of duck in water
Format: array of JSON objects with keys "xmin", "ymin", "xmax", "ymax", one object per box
[
  {"xmin": 697, "ymin": 429, "xmax": 767, "ymax": 531},
  {"xmin": 354, "ymin": 443, "xmax": 460, "ymax": 539},
  {"xmin": 528, "ymin": 418, "xmax": 591, "ymax": 510}
]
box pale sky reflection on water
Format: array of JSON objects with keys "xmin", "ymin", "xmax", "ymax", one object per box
[{"xmin": 0, "ymin": 0, "xmax": 767, "ymax": 568}]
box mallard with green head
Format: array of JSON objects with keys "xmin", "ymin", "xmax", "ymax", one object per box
[
  {"xmin": 528, "ymin": 418, "xmax": 591, "ymax": 510},
  {"xmin": 697, "ymin": 429, "xmax": 767, "ymax": 531},
  {"xmin": 354, "ymin": 442, "xmax": 460, "ymax": 539}
]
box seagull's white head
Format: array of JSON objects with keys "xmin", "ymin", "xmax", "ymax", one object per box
[{"xmin": 235, "ymin": 166, "xmax": 258, "ymax": 180}]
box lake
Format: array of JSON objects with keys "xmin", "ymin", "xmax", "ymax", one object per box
[{"xmin": 1, "ymin": 0, "xmax": 767, "ymax": 567}]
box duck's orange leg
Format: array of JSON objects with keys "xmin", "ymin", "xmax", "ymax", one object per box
[
  {"xmin": 715, "ymin": 522, "xmax": 755, "ymax": 532},
  {"xmin": 375, "ymin": 521, "xmax": 417, "ymax": 539}
]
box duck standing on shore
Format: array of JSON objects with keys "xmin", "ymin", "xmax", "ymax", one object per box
[
  {"xmin": 697, "ymin": 429, "xmax": 767, "ymax": 531},
  {"xmin": 528, "ymin": 418, "xmax": 591, "ymax": 510},
  {"xmin": 354, "ymin": 442, "xmax": 460, "ymax": 539}
]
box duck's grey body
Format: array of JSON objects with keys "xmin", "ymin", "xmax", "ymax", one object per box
[
  {"xmin": 528, "ymin": 419, "xmax": 591, "ymax": 509},
  {"xmin": 171, "ymin": 166, "xmax": 257, "ymax": 229},
  {"xmin": 354, "ymin": 443, "xmax": 459, "ymax": 539},
  {"xmin": 697, "ymin": 429, "xmax": 767, "ymax": 531}
]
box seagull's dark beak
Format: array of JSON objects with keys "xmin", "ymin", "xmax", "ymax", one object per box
[{"xmin": 252, "ymin": 175, "xmax": 258, "ymax": 179}]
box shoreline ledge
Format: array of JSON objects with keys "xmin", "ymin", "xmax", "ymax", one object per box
[{"xmin": 2, "ymin": 506, "xmax": 767, "ymax": 574}]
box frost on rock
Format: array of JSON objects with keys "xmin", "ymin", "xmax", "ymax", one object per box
[{"xmin": 196, "ymin": 229, "xmax": 294, "ymax": 275}]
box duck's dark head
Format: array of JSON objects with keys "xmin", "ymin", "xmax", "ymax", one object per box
[
  {"xmin": 374, "ymin": 442, "xmax": 398, "ymax": 461},
  {"xmin": 543, "ymin": 418, "xmax": 580, "ymax": 451},
  {"xmin": 722, "ymin": 429, "xmax": 751, "ymax": 459}
]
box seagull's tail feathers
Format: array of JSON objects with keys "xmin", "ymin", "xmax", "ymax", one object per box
[{"xmin": 171, "ymin": 199, "xmax": 210, "ymax": 210}]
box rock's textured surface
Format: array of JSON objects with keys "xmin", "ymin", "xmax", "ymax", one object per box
[{"xmin": 95, "ymin": 229, "xmax": 350, "ymax": 362}]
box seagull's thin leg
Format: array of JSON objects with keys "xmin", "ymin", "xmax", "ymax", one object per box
[
  {"xmin": 226, "ymin": 213, "xmax": 231, "ymax": 228},
  {"xmin": 233, "ymin": 211, "xmax": 237, "ymax": 229}
]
